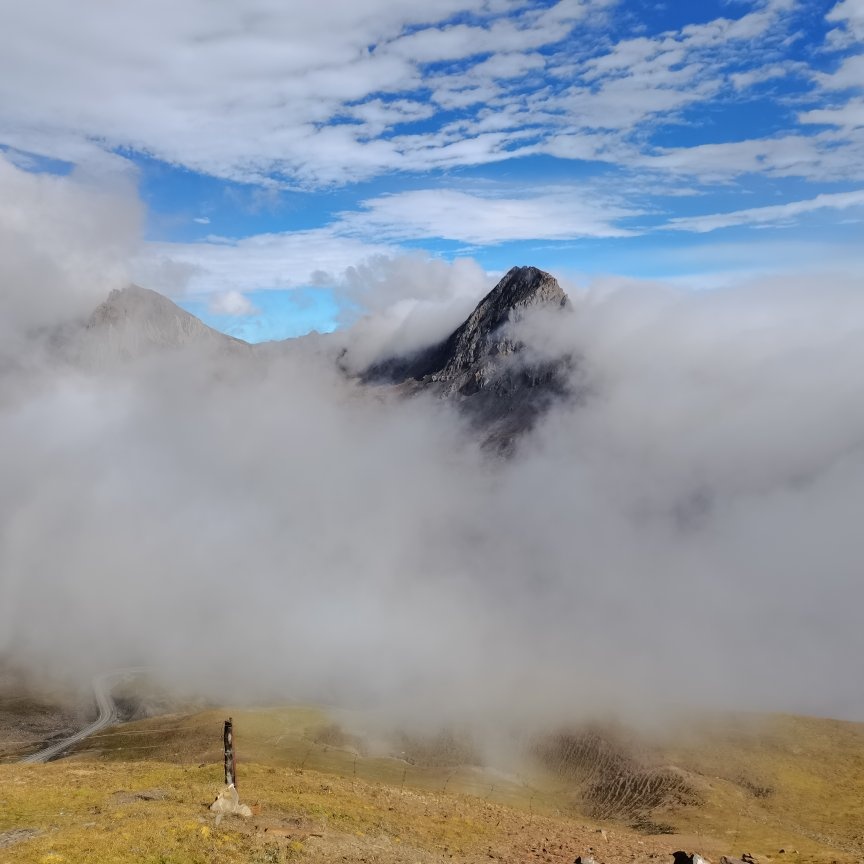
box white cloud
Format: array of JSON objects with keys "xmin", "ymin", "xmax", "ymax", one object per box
[
  {"xmin": 665, "ymin": 189, "xmax": 864, "ymax": 233},
  {"xmin": 1, "ymin": 0, "xmax": 609, "ymax": 186},
  {"xmin": 546, "ymin": 0, "xmax": 798, "ymax": 133},
  {"xmin": 7, "ymin": 259, "xmax": 864, "ymax": 721},
  {"xmin": 641, "ymin": 131, "xmax": 864, "ymax": 182},
  {"xmin": 729, "ymin": 63, "xmax": 799, "ymax": 90},
  {"xmin": 208, "ymin": 290, "xmax": 259, "ymax": 317},
  {"xmin": 800, "ymin": 97, "xmax": 864, "ymax": 129},
  {"xmin": 336, "ymin": 253, "xmax": 495, "ymax": 368},
  {"xmin": 827, "ymin": 0, "xmax": 864, "ymax": 43},
  {"xmin": 382, "ymin": 0, "xmax": 601, "ymax": 66},
  {"xmin": 338, "ymin": 187, "xmax": 638, "ymax": 243},
  {"xmin": 134, "ymin": 227, "xmax": 395, "ymax": 298},
  {"xmin": 0, "ymin": 0, "xmax": 823, "ymax": 187},
  {"xmin": 814, "ymin": 52, "xmax": 864, "ymax": 91},
  {"xmin": 0, "ymin": 0, "xmax": 441, "ymax": 183},
  {"xmin": 0, "ymin": 153, "xmax": 141, "ymax": 339}
]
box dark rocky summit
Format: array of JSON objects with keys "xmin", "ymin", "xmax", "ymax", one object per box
[{"xmin": 365, "ymin": 266, "xmax": 576, "ymax": 452}]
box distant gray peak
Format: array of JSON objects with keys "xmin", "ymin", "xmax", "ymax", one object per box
[
  {"xmin": 89, "ymin": 284, "xmax": 202, "ymax": 330},
  {"xmin": 78, "ymin": 284, "xmax": 247, "ymax": 362},
  {"xmin": 105, "ymin": 284, "xmax": 170, "ymax": 304}
]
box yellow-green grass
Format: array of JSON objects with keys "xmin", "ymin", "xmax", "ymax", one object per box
[
  {"xmin": 65, "ymin": 707, "xmax": 558, "ymax": 812},
  {"xmin": 652, "ymin": 713, "xmax": 864, "ymax": 858},
  {"xmin": 526, "ymin": 712, "xmax": 864, "ymax": 862},
  {"xmin": 0, "ymin": 758, "xmax": 683, "ymax": 864},
  {"xmin": 0, "ymin": 759, "xmax": 483, "ymax": 863}
]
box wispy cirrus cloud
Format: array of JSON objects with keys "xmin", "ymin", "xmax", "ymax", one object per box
[
  {"xmin": 640, "ymin": 131, "xmax": 864, "ymax": 183},
  {"xmin": 666, "ymin": 189, "xmax": 864, "ymax": 233},
  {"xmin": 338, "ymin": 187, "xmax": 640, "ymax": 243},
  {"xmin": 0, "ymin": 0, "xmax": 836, "ymax": 188}
]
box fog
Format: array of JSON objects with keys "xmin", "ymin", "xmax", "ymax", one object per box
[{"xmin": 2, "ymin": 154, "xmax": 864, "ymax": 731}]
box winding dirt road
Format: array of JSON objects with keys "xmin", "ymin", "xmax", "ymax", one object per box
[{"xmin": 19, "ymin": 669, "xmax": 141, "ymax": 763}]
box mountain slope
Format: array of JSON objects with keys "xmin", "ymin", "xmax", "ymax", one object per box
[{"xmin": 4, "ymin": 704, "xmax": 862, "ymax": 864}]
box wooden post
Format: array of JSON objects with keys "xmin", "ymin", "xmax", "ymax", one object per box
[{"xmin": 223, "ymin": 717, "xmax": 236, "ymax": 788}]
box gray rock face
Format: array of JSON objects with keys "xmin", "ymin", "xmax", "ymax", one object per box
[{"xmin": 365, "ymin": 266, "xmax": 576, "ymax": 451}]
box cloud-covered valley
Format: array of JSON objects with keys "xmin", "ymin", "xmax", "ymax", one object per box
[{"xmin": 2, "ymin": 152, "xmax": 864, "ymax": 738}]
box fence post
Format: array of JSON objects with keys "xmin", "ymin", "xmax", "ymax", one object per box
[{"xmin": 224, "ymin": 717, "xmax": 236, "ymax": 788}]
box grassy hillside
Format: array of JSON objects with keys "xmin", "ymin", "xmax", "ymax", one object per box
[
  {"xmin": 655, "ymin": 714, "xmax": 864, "ymax": 856},
  {"xmin": 2, "ymin": 706, "xmax": 863, "ymax": 863}
]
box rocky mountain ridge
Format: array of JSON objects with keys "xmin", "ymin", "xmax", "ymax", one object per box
[{"xmin": 64, "ymin": 267, "xmax": 576, "ymax": 450}]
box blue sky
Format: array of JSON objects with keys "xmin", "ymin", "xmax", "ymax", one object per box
[{"xmin": 1, "ymin": 0, "xmax": 862, "ymax": 341}]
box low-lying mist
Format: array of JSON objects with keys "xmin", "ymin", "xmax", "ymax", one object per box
[{"xmin": 2, "ymin": 153, "xmax": 864, "ymax": 736}]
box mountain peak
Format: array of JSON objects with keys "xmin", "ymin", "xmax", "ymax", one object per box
[
  {"xmin": 73, "ymin": 284, "xmax": 247, "ymax": 364},
  {"xmin": 89, "ymin": 284, "xmax": 201, "ymax": 331},
  {"xmin": 468, "ymin": 265, "xmax": 568, "ymax": 336},
  {"xmin": 364, "ymin": 265, "xmax": 575, "ymax": 452},
  {"xmin": 433, "ymin": 266, "xmax": 567, "ymax": 388}
]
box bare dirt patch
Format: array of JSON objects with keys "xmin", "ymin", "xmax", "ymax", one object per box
[{"xmin": 0, "ymin": 828, "xmax": 41, "ymax": 849}]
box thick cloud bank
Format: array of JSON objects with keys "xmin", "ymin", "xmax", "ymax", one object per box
[
  {"xmin": 0, "ymin": 154, "xmax": 140, "ymax": 343},
  {"xmin": 2, "ymin": 157, "xmax": 863, "ymax": 728}
]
